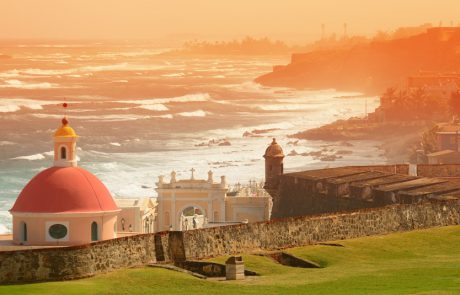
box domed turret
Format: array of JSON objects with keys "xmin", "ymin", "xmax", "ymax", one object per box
[
  {"xmin": 263, "ymin": 138, "xmax": 284, "ymax": 190},
  {"xmin": 264, "ymin": 138, "xmax": 285, "ymax": 158}
]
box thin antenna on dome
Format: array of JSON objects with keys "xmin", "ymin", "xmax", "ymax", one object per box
[{"xmin": 62, "ymin": 99, "xmax": 69, "ymax": 124}]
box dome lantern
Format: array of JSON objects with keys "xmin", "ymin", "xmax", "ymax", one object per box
[{"xmin": 53, "ymin": 117, "xmax": 78, "ymax": 167}]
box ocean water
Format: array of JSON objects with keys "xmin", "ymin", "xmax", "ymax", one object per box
[{"xmin": 0, "ymin": 42, "xmax": 384, "ymax": 233}]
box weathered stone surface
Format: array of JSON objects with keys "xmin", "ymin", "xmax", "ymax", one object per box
[
  {"xmin": 273, "ymin": 165, "xmax": 460, "ymax": 218},
  {"xmin": 1, "ymin": 199, "xmax": 459, "ymax": 284},
  {"xmin": 181, "ymin": 200, "xmax": 460, "ymax": 260},
  {"xmin": 417, "ymin": 164, "xmax": 460, "ymax": 178},
  {"xmin": 0, "ymin": 233, "xmax": 158, "ymax": 284},
  {"xmin": 226, "ymin": 256, "xmax": 244, "ymax": 280}
]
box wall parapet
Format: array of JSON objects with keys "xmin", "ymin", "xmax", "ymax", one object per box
[
  {"xmin": 180, "ymin": 198, "xmax": 460, "ymax": 260},
  {"xmin": 1, "ymin": 199, "xmax": 459, "ymax": 284}
]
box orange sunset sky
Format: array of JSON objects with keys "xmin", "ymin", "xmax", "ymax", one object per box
[{"xmin": 1, "ymin": 0, "xmax": 459, "ymax": 42}]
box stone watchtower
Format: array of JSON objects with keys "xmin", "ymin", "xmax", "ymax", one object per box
[{"xmin": 263, "ymin": 138, "xmax": 284, "ymax": 201}]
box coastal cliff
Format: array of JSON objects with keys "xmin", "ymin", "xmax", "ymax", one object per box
[{"xmin": 256, "ymin": 27, "xmax": 460, "ymax": 94}]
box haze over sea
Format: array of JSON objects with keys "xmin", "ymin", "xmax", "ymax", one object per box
[{"xmin": 0, "ymin": 41, "xmax": 384, "ymax": 233}]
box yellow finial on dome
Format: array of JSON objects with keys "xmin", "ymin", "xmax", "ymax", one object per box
[{"xmin": 54, "ymin": 117, "xmax": 77, "ymax": 138}]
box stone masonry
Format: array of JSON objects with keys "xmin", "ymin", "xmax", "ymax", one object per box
[{"xmin": 1, "ymin": 198, "xmax": 459, "ymax": 284}]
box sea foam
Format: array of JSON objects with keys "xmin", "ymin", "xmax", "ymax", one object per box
[
  {"xmin": 0, "ymin": 79, "xmax": 58, "ymax": 90},
  {"xmin": 177, "ymin": 110, "xmax": 207, "ymax": 117},
  {"xmin": 0, "ymin": 98, "xmax": 62, "ymax": 113}
]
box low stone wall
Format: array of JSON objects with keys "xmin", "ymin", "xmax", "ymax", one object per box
[
  {"xmin": 0, "ymin": 233, "xmax": 157, "ymax": 284},
  {"xmin": 1, "ymin": 199, "xmax": 459, "ymax": 284},
  {"xmin": 180, "ymin": 199, "xmax": 460, "ymax": 260}
]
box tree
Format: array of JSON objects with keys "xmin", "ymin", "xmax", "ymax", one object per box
[{"xmin": 421, "ymin": 125, "xmax": 440, "ymax": 154}]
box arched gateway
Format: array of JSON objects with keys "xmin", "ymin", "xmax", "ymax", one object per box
[{"xmin": 155, "ymin": 170, "xmax": 228, "ymax": 231}]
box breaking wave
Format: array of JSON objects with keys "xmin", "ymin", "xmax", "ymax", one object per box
[
  {"xmin": 12, "ymin": 152, "xmax": 48, "ymax": 161},
  {"xmin": 0, "ymin": 98, "xmax": 62, "ymax": 113},
  {"xmin": 177, "ymin": 110, "xmax": 207, "ymax": 117},
  {"xmin": 0, "ymin": 79, "xmax": 59, "ymax": 89},
  {"xmin": 116, "ymin": 93, "xmax": 210, "ymax": 106},
  {"xmin": 137, "ymin": 104, "xmax": 169, "ymax": 111}
]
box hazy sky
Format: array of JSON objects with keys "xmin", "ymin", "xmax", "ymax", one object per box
[{"xmin": 1, "ymin": 0, "xmax": 459, "ymax": 42}]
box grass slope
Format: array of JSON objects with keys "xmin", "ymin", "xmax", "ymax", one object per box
[{"xmin": 2, "ymin": 226, "xmax": 460, "ymax": 295}]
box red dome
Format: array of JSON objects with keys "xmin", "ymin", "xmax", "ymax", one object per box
[{"xmin": 11, "ymin": 167, "xmax": 119, "ymax": 213}]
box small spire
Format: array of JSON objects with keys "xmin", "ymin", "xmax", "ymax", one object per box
[
  {"xmin": 170, "ymin": 171, "xmax": 177, "ymax": 183},
  {"xmin": 272, "ymin": 138, "xmax": 277, "ymax": 144},
  {"xmin": 62, "ymin": 117, "xmax": 69, "ymax": 126}
]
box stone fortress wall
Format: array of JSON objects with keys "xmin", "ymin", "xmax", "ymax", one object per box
[
  {"xmin": 273, "ymin": 164, "xmax": 460, "ymax": 219},
  {"xmin": 1, "ymin": 197, "xmax": 459, "ymax": 284},
  {"xmin": 417, "ymin": 163, "xmax": 460, "ymax": 178}
]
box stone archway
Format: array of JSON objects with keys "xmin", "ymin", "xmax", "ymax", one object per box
[{"xmin": 177, "ymin": 205, "xmax": 206, "ymax": 231}]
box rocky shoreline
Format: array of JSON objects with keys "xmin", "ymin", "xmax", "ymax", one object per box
[{"xmin": 290, "ymin": 118, "xmax": 430, "ymax": 163}]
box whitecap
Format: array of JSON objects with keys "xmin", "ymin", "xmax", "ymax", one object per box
[
  {"xmin": 0, "ymin": 79, "xmax": 58, "ymax": 90},
  {"xmin": 12, "ymin": 153, "xmax": 46, "ymax": 161},
  {"xmin": 157, "ymin": 114, "xmax": 174, "ymax": 119},
  {"xmin": 1, "ymin": 63, "xmax": 165, "ymax": 77},
  {"xmin": 0, "ymin": 69, "xmax": 20, "ymax": 78},
  {"xmin": 0, "ymin": 141, "xmax": 15, "ymax": 146},
  {"xmin": 110, "ymin": 142, "xmax": 122, "ymax": 147},
  {"xmin": 0, "ymin": 98, "xmax": 62, "ymax": 113},
  {"xmin": 43, "ymin": 151, "xmax": 54, "ymax": 156},
  {"xmin": 137, "ymin": 104, "xmax": 169, "ymax": 111},
  {"xmin": 33, "ymin": 113, "xmax": 151, "ymax": 122},
  {"xmin": 116, "ymin": 93, "xmax": 210, "ymax": 106},
  {"xmin": 161, "ymin": 73, "xmax": 185, "ymax": 78},
  {"xmin": 257, "ymin": 104, "xmax": 320, "ymax": 111},
  {"xmin": 177, "ymin": 110, "xmax": 207, "ymax": 117}
]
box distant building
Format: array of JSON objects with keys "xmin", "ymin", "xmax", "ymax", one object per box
[
  {"xmin": 155, "ymin": 169, "xmax": 271, "ymax": 232},
  {"xmin": 407, "ymin": 72, "xmax": 460, "ymax": 99},
  {"xmin": 426, "ymin": 150, "xmax": 460, "ymax": 164},
  {"xmin": 423, "ymin": 122, "xmax": 460, "ymax": 164},
  {"xmin": 426, "ymin": 27, "xmax": 460, "ymax": 42},
  {"xmin": 9, "ymin": 118, "xmax": 120, "ymax": 246},
  {"xmin": 435, "ymin": 122, "xmax": 460, "ymax": 151},
  {"xmin": 114, "ymin": 198, "xmax": 156, "ymax": 233}
]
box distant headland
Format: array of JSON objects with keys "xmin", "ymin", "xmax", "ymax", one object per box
[{"xmin": 255, "ymin": 26, "xmax": 460, "ymax": 94}]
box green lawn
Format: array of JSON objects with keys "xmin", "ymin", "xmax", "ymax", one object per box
[{"xmin": 2, "ymin": 226, "xmax": 460, "ymax": 295}]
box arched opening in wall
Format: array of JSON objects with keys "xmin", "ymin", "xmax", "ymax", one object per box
[
  {"xmin": 20, "ymin": 222, "xmax": 27, "ymax": 243},
  {"xmin": 91, "ymin": 222, "xmax": 98, "ymax": 241},
  {"xmin": 213, "ymin": 211, "xmax": 219, "ymax": 222},
  {"xmin": 144, "ymin": 216, "xmax": 152, "ymax": 233},
  {"xmin": 60, "ymin": 146, "xmax": 67, "ymax": 160},
  {"xmin": 180, "ymin": 206, "xmax": 205, "ymax": 231},
  {"xmin": 281, "ymin": 163, "xmax": 284, "ymax": 174}
]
